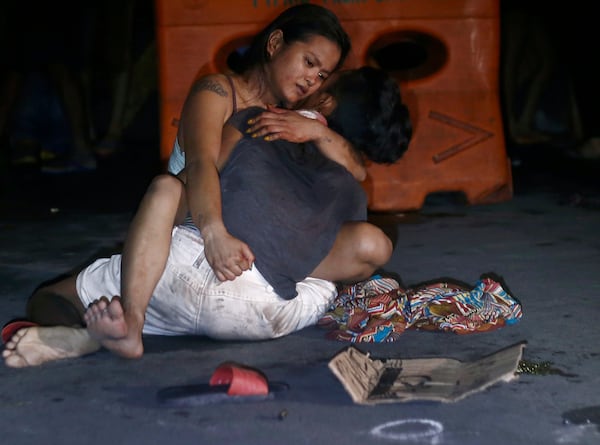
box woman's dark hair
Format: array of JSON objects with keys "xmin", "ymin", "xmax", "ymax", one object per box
[
  {"xmin": 233, "ymin": 4, "xmax": 351, "ymax": 73},
  {"xmin": 326, "ymin": 66, "xmax": 412, "ymax": 164}
]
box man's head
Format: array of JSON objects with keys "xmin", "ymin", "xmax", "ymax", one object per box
[{"xmin": 314, "ymin": 66, "xmax": 412, "ymax": 164}]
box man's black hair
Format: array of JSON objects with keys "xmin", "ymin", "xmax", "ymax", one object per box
[{"xmin": 326, "ymin": 66, "xmax": 412, "ymax": 164}]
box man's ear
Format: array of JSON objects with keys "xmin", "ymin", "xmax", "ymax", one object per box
[{"xmin": 266, "ymin": 30, "xmax": 284, "ymax": 58}]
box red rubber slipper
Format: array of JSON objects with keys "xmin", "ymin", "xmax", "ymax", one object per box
[
  {"xmin": 157, "ymin": 362, "xmax": 288, "ymax": 406},
  {"xmin": 2, "ymin": 320, "xmax": 38, "ymax": 344},
  {"xmin": 209, "ymin": 362, "xmax": 269, "ymax": 396}
]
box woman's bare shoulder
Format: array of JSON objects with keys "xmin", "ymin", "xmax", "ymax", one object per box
[{"xmin": 189, "ymin": 73, "xmax": 235, "ymax": 99}]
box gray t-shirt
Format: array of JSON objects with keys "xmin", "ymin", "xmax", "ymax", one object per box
[{"xmin": 221, "ymin": 107, "xmax": 367, "ymax": 299}]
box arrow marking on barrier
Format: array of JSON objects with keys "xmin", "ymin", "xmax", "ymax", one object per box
[{"xmin": 430, "ymin": 111, "xmax": 494, "ymax": 163}]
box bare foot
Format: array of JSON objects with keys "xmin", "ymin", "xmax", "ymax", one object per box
[
  {"xmin": 84, "ymin": 297, "xmax": 144, "ymax": 359},
  {"xmin": 2, "ymin": 326, "xmax": 100, "ymax": 368},
  {"xmin": 84, "ymin": 297, "xmax": 128, "ymax": 340}
]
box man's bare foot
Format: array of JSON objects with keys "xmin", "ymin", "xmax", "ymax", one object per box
[
  {"xmin": 2, "ymin": 326, "xmax": 100, "ymax": 368},
  {"xmin": 84, "ymin": 297, "xmax": 144, "ymax": 359}
]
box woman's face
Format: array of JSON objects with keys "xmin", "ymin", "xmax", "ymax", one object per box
[
  {"xmin": 297, "ymin": 70, "xmax": 343, "ymax": 114},
  {"xmin": 266, "ymin": 32, "xmax": 341, "ymax": 108}
]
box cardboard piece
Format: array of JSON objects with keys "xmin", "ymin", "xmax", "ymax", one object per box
[{"xmin": 328, "ymin": 341, "xmax": 526, "ymax": 404}]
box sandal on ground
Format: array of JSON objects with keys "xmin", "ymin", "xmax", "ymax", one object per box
[
  {"xmin": 2, "ymin": 320, "xmax": 39, "ymax": 344},
  {"xmin": 157, "ymin": 362, "xmax": 289, "ymax": 406}
]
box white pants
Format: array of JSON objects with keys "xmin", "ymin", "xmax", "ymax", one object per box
[{"xmin": 76, "ymin": 226, "xmax": 336, "ymax": 340}]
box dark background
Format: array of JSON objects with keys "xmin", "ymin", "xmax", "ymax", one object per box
[{"xmin": 0, "ymin": 0, "xmax": 598, "ymax": 218}]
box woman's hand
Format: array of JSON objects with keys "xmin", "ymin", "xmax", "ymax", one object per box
[
  {"xmin": 247, "ymin": 105, "xmax": 367, "ymax": 181},
  {"xmin": 246, "ymin": 105, "xmax": 327, "ymax": 143},
  {"xmin": 202, "ymin": 227, "xmax": 255, "ymax": 282}
]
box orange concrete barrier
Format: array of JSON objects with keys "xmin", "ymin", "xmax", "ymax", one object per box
[{"xmin": 155, "ymin": 0, "xmax": 512, "ymax": 211}]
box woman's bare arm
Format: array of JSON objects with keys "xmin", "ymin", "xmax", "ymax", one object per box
[
  {"xmin": 245, "ymin": 106, "xmax": 366, "ymax": 181},
  {"xmin": 179, "ymin": 75, "xmax": 254, "ymax": 280}
]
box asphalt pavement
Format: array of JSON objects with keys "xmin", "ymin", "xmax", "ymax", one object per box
[{"xmin": 0, "ymin": 147, "xmax": 599, "ymax": 445}]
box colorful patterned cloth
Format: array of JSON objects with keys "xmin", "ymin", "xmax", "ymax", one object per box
[{"xmin": 317, "ymin": 275, "xmax": 523, "ymax": 342}]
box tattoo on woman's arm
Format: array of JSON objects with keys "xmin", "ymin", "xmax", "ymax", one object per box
[{"xmin": 191, "ymin": 79, "xmax": 228, "ymax": 98}]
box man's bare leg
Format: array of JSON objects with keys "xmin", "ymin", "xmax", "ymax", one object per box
[
  {"xmin": 84, "ymin": 175, "xmax": 187, "ymax": 359},
  {"xmin": 2, "ymin": 326, "xmax": 100, "ymax": 368},
  {"xmin": 311, "ymin": 221, "xmax": 393, "ymax": 283}
]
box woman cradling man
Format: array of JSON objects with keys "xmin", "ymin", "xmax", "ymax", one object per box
[{"xmin": 3, "ymin": 5, "xmax": 410, "ymax": 364}]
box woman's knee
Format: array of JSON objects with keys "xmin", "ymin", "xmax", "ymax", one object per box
[
  {"xmin": 147, "ymin": 174, "xmax": 183, "ymax": 201},
  {"xmin": 142, "ymin": 174, "xmax": 187, "ymax": 223},
  {"xmin": 354, "ymin": 223, "xmax": 393, "ymax": 267}
]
